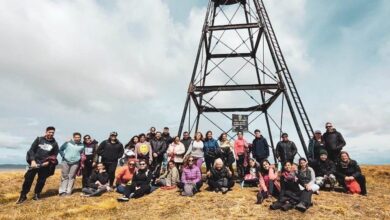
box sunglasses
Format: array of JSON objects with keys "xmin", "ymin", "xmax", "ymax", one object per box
[
  {"xmin": 188, "ymin": 159, "xmax": 194, "ymax": 162},
  {"xmin": 326, "ymin": 126, "xmax": 332, "ymax": 128},
  {"xmin": 129, "ymin": 163, "xmax": 135, "ymax": 166}
]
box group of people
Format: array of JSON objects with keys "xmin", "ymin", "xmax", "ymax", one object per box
[{"xmin": 16, "ymin": 123, "xmax": 367, "ymax": 213}]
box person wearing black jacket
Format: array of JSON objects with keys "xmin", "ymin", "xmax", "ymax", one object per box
[
  {"xmin": 117, "ymin": 160, "xmax": 152, "ymax": 201},
  {"xmin": 335, "ymin": 151, "xmax": 367, "ymax": 195},
  {"xmin": 146, "ymin": 126, "xmax": 156, "ymax": 142},
  {"xmin": 251, "ymin": 129, "xmax": 269, "ymax": 164},
  {"xmin": 17, "ymin": 126, "xmax": 59, "ymax": 204},
  {"xmin": 275, "ymin": 133, "xmax": 297, "ymax": 164},
  {"xmin": 181, "ymin": 131, "xmax": 193, "ymax": 155},
  {"xmin": 82, "ymin": 163, "xmax": 109, "ymax": 197},
  {"xmin": 308, "ymin": 130, "xmax": 325, "ymax": 165},
  {"xmin": 323, "ymin": 122, "xmax": 346, "ymax": 162},
  {"xmin": 97, "ymin": 132, "xmax": 124, "ymax": 187},
  {"xmin": 314, "ymin": 150, "xmax": 336, "ymax": 189},
  {"xmin": 82, "ymin": 135, "xmax": 99, "ymax": 188},
  {"xmin": 207, "ymin": 158, "xmax": 234, "ymax": 194},
  {"xmin": 150, "ymin": 132, "xmax": 167, "ymax": 176},
  {"xmin": 162, "ymin": 127, "xmax": 173, "ymax": 146}
]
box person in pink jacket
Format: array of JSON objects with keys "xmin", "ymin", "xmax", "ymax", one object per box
[
  {"xmin": 256, "ymin": 159, "xmax": 280, "ymax": 204},
  {"xmin": 167, "ymin": 136, "xmax": 186, "ymax": 169},
  {"xmin": 234, "ymin": 131, "xmax": 249, "ymax": 180}
]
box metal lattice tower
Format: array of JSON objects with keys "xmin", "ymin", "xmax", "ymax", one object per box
[{"xmin": 178, "ymin": 0, "xmax": 314, "ymax": 162}]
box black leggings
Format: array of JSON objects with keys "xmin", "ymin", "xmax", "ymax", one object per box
[
  {"xmin": 124, "ymin": 184, "xmax": 151, "ymax": 199},
  {"xmin": 208, "ymin": 178, "xmax": 235, "ymax": 190},
  {"xmin": 236, "ymin": 155, "xmax": 245, "ymax": 179},
  {"xmin": 21, "ymin": 166, "xmax": 50, "ymax": 195},
  {"xmin": 103, "ymin": 161, "xmax": 118, "ymax": 187},
  {"xmin": 82, "ymin": 159, "xmax": 94, "ymax": 188}
]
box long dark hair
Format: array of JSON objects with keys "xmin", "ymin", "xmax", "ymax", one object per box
[
  {"xmin": 125, "ymin": 135, "xmax": 139, "ymax": 149},
  {"xmin": 259, "ymin": 159, "xmax": 271, "ymax": 175},
  {"xmin": 218, "ymin": 132, "xmax": 227, "ymax": 142},
  {"xmin": 205, "ymin": 131, "xmax": 213, "ymax": 141}
]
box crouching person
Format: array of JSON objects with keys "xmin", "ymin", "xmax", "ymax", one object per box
[
  {"xmin": 207, "ymin": 158, "xmax": 234, "ymax": 194},
  {"xmin": 156, "ymin": 160, "xmax": 180, "ymax": 190},
  {"xmin": 314, "ymin": 150, "xmax": 337, "ymax": 190},
  {"xmin": 82, "ymin": 163, "xmax": 109, "ymax": 197},
  {"xmin": 179, "ymin": 156, "xmax": 203, "ymax": 196},
  {"xmin": 117, "ymin": 159, "xmax": 152, "ymax": 201},
  {"xmin": 256, "ymin": 159, "xmax": 280, "ymax": 204},
  {"xmin": 335, "ymin": 151, "xmax": 367, "ymax": 195},
  {"xmin": 270, "ymin": 161, "xmax": 313, "ymax": 212}
]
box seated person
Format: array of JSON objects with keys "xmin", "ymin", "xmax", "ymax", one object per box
[
  {"xmin": 115, "ymin": 159, "xmax": 137, "ymax": 194},
  {"xmin": 241, "ymin": 158, "xmax": 260, "ymax": 188},
  {"xmin": 117, "ymin": 159, "xmax": 152, "ymax": 202},
  {"xmin": 270, "ymin": 161, "xmax": 313, "ymax": 212},
  {"xmin": 314, "ymin": 150, "xmax": 336, "ymax": 190},
  {"xmin": 82, "ymin": 163, "xmax": 109, "ymax": 197},
  {"xmin": 156, "ymin": 160, "xmax": 180, "ymax": 190},
  {"xmin": 297, "ymin": 158, "xmax": 320, "ymax": 194},
  {"xmin": 207, "ymin": 158, "xmax": 234, "ymax": 194},
  {"xmin": 179, "ymin": 156, "xmax": 203, "ymax": 196},
  {"xmin": 256, "ymin": 159, "xmax": 280, "ymax": 204},
  {"xmin": 335, "ymin": 151, "xmax": 367, "ymax": 195}
]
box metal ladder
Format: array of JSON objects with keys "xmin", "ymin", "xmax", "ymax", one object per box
[{"xmin": 256, "ymin": 0, "xmax": 314, "ymax": 140}]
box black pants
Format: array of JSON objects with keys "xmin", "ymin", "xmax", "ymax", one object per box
[
  {"xmin": 103, "ymin": 161, "xmax": 118, "ymax": 187},
  {"xmin": 124, "ymin": 183, "xmax": 151, "ymax": 199},
  {"xmin": 177, "ymin": 181, "xmax": 203, "ymax": 192},
  {"xmin": 280, "ymin": 189, "xmax": 312, "ymax": 207},
  {"xmin": 337, "ymin": 174, "xmax": 367, "ymax": 195},
  {"xmin": 205, "ymin": 156, "xmax": 215, "ymax": 172},
  {"xmin": 255, "ymin": 156, "xmax": 267, "ymax": 165},
  {"xmin": 236, "ymin": 155, "xmax": 245, "ymax": 179},
  {"xmin": 208, "ymin": 178, "xmax": 235, "ymax": 190},
  {"xmin": 328, "ymin": 149, "xmax": 341, "ymax": 163},
  {"xmin": 82, "ymin": 158, "xmax": 94, "ymax": 188},
  {"xmin": 21, "ymin": 167, "xmax": 50, "ymax": 195}
]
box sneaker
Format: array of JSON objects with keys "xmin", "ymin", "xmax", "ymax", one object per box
[
  {"xmin": 221, "ymin": 187, "xmax": 228, "ymax": 194},
  {"xmin": 214, "ymin": 188, "xmax": 220, "ymax": 193},
  {"xmin": 281, "ymin": 203, "xmax": 293, "ymax": 211},
  {"xmin": 32, "ymin": 194, "xmax": 40, "ymax": 201},
  {"xmin": 16, "ymin": 194, "xmax": 27, "ymax": 204},
  {"xmin": 295, "ymin": 202, "xmax": 307, "ymax": 212},
  {"xmin": 59, "ymin": 192, "xmax": 66, "ymax": 197},
  {"xmin": 240, "ymin": 181, "xmax": 245, "ymax": 189},
  {"xmin": 270, "ymin": 201, "xmax": 283, "ymax": 210},
  {"xmin": 117, "ymin": 196, "xmax": 129, "ymax": 202}
]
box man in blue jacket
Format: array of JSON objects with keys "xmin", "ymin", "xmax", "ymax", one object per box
[{"xmin": 251, "ymin": 129, "xmax": 269, "ymax": 164}]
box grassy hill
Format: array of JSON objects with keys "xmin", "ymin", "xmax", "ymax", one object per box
[{"xmin": 0, "ymin": 166, "xmax": 389, "ymax": 219}]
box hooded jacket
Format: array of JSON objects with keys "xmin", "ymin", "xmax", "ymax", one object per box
[
  {"xmin": 26, "ymin": 136, "xmax": 59, "ymax": 165},
  {"xmin": 323, "ymin": 129, "xmax": 346, "ymax": 151},
  {"xmin": 251, "ymin": 136, "xmax": 269, "ymax": 158},
  {"xmin": 275, "ymin": 141, "xmax": 297, "ymax": 162},
  {"xmin": 97, "ymin": 139, "xmax": 124, "ymax": 162}
]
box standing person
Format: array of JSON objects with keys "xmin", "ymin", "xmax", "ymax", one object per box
[
  {"xmin": 234, "ymin": 131, "xmax": 248, "ymax": 180},
  {"xmin": 150, "ymin": 132, "xmax": 167, "ymax": 174},
  {"xmin": 134, "ymin": 134, "xmax": 153, "ymax": 165},
  {"xmin": 251, "ymin": 129, "xmax": 269, "ymax": 164},
  {"xmin": 181, "ymin": 131, "xmax": 193, "ymax": 155},
  {"xmin": 179, "ymin": 156, "xmax": 203, "ymax": 196},
  {"xmin": 117, "ymin": 160, "xmax": 152, "ymax": 201},
  {"xmin": 82, "ymin": 135, "xmax": 99, "ymax": 188},
  {"xmin": 125, "ymin": 135, "xmax": 139, "ymax": 151},
  {"xmin": 115, "ymin": 159, "xmax": 137, "ymax": 194},
  {"xmin": 314, "ymin": 150, "xmax": 337, "ymax": 190},
  {"xmin": 335, "ymin": 151, "xmax": 367, "ymax": 195},
  {"xmin": 16, "ymin": 127, "xmax": 59, "ymax": 204},
  {"xmin": 167, "ymin": 136, "xmax": 186, "ymax": 169},
  {"xmin": 204, "ymin": 131, "xmax": 220, "ymax": 172},
  {"xmin": 59, "ymin": 132, "xmax": 85, "ymax": 196},
  {"xmin": 185, "ymin": 132, "xmax": 205, "ymax": 171},
  {"xmin": 146, "ymin": 127, "xmax": 156, "ymax": 142},
  {"xmin": 275, "ymin": 133, "xmax": 297, "ymax": 164},
  {"xmin": 323, "ymin": 122, "xmax": 346, "ymax": 162},
  {"xmin": 219, "ymin": 133, "xmax": 235, "ymax": 176},
  {"xmin": 97, "ymin": 132, "xmax": 124, "ymax": 188},
  {"xmin": 207, "ymin": 158, "xmax": 234, "ymax": 194},
  {"xmin": 162, "ymin": 127, "xmax": 173, "ymax": 146},
  {"xmin": 257, "ymin": 159, "xmax": 280, "ymax": 204},
  {"xmin": 81, "ymin": 163, "xmax": 109, "ymax": 197},
  {"xmin": 308, "ymin": 130, "xmax": 325, "ymax": 165}
]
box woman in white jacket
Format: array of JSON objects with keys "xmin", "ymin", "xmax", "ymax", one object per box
[{"xmin": 167, "ymin": 136, "xmax": 186, "ymax": 170}]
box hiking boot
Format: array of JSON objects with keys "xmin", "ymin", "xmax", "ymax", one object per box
[
  {"xmin": 117, "ymin": 196, "xmax": 129, "ymax": 202},
  {"xmin": 221, "ymin": 187, "xmax": 228, "ymax": 194},
  {"xmin": 16, "ymin": 194, "xmax": 27, "ymax": 204},
  {"xmin": 295, "ymin": 202, "xmax": 307, "ymax": 212},
  {"xmin": 270, "ymin": 201, "xmax": 283, "ymax": 210},
  {"xmin": 281, "ymin": 203, "xmax": 293, "ymax": 211},
  {"xmin": 32, "ymin": 194, "xmax": 41, "ymax": 201},
  {"xmin": 256, "ymin": 192, "xmax": 264, "ymax": 204}
]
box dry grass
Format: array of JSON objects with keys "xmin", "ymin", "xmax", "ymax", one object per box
[{"xmin": 1, "ymin": 166, "xmax": 390, "ymax": 220}]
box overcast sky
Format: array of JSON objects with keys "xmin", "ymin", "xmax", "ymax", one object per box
[{"xmin": 0, "ymin": 0, "xmax": 389, "ymax": 165}]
